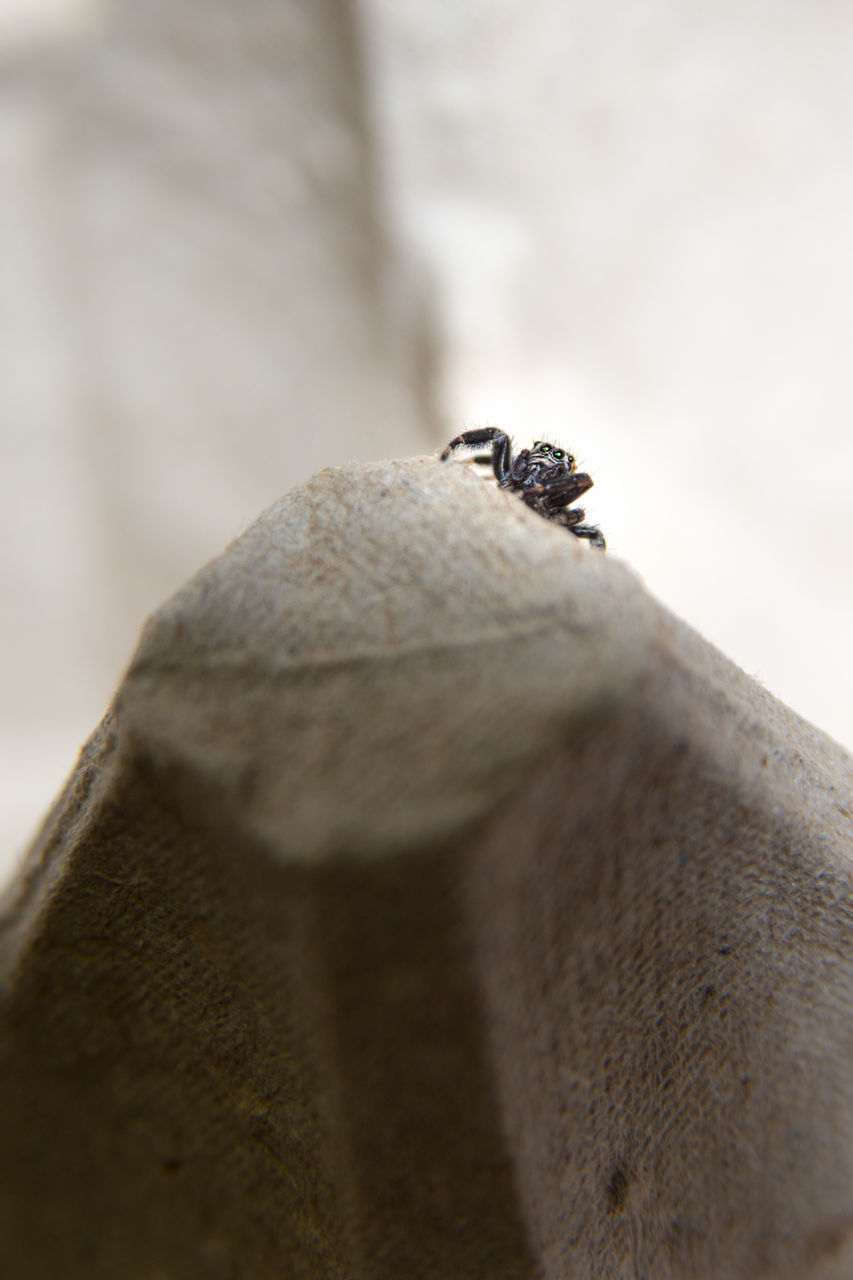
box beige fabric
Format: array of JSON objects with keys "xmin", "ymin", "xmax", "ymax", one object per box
[
  {"xmin": 1, "ymin": 457, "xmax": 852, "ymax": 1277},
  {"xmin": 4, "ymin": 0, "xmax": 853, "ymax": 879},
  {"xmin": 0, "ymin": 0, "xmax": 432, "ymax": 868}
]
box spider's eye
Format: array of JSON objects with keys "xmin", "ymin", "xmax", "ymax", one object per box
[
  {"xmin": 566, "ymin": 454, "xmax": 575, "ymax": 469},
  {"xmin": 552, "ymin": 449, "xmax": 563, "ymax": 459},
  {"xmin": 539, "ymin": 443, "xmax": 551, "ymax": 452}
]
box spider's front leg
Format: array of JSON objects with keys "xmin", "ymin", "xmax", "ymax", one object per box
[
  {"xmin": 440, "ymin": 428, "xmax": 512, "ymax": 484},
  {"xmin": 553, "ymin": 507, "xmax": 607, "ymax": 549},
  {"xmin": 524, "ymin": 474, "xmax": 606, "ymax": 548},
  {"xmin": 572, "ymin": 524, "xmax": 606, "ymax": 549}
]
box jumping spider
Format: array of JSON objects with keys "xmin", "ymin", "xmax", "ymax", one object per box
[{"xmin": 441, "ymin": 427, "xmax": 606, "ymax": 549}]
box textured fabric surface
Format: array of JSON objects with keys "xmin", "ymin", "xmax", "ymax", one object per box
[{"xmin": 1, "ymin": 458, "xmax": 851, "ymax": 1278}]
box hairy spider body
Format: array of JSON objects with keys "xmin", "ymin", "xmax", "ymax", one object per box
[{"xmin": 440, "ymin": 427, "xmax": 606, "ymax": 549}]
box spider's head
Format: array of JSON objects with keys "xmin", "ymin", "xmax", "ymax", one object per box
[{"xmin": 531, "ymin": 441, "xmax": 576, "ymax": 471}]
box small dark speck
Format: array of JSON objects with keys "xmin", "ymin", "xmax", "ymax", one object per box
[
  {"xmin": 161, "ymin": 1157, "xmax": 184, "ymax": 1175},
  {"xmin": 605, "ymin": 1167, "xmax": 630, "ymax": 1212},
  {"xmin": 717, "ymin": 945, "xmax": 732, "ymax": 956},
  {"xmin": 700, "ymin": 984, "xmax": 716, "ymax": 1006}
]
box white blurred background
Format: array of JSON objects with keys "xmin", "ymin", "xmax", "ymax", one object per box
[{"xmin": 2, "ymin": 0, "xmax": 851, "ymax": 885}]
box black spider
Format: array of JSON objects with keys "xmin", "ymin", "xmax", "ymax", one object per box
[{"xmin": 440, "ymin": 427, "xmax": 606, "ymax": 549}]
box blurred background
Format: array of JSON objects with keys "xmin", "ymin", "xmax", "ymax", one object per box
[{"xmin": 2, "ymin": 0, "xmax": 851, "ymax": 885}]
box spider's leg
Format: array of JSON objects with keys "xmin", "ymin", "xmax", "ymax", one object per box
[
  {"xmin": 569, "ymin": 523, "xmax": 606, "ymax": 550},
  {"xmin": 440, "ymin": 427, "xmax": 504, "ymax": 459},
  {"xmin": 487, "ymin": 432, "xmax": 512, "ymax": 483},
  {"xmin": 440, "ymin": 428, "xmax": 512, "ymax": 483},
  {"xmin": 549, "ymin": 501, "xmax": 605, "ymax": 548},
  {"xmin": 554, "ymin": 506, "xmax": 585, "ymax": 527}
]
